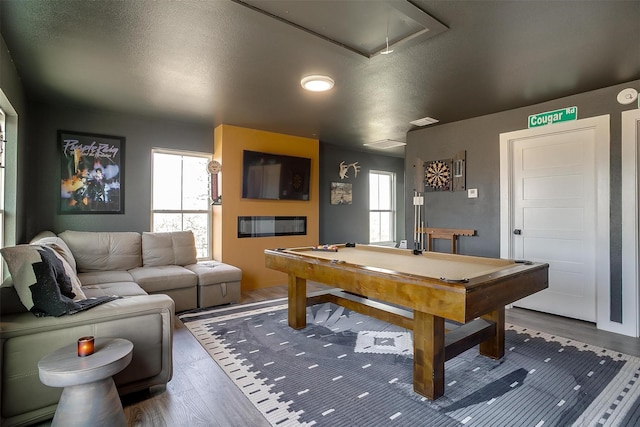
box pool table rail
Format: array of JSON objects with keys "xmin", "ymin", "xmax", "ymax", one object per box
[{"xmin": 264, "ymin": 245, "xmax": 548, "ymax": 324}]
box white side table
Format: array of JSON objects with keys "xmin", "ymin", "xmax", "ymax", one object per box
[{"xmin": 38, "ymin": 338, "xmax": 133, "ymax": 426}]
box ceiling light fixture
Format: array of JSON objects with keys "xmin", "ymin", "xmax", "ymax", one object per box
[
  {"xmin": 363, "ymin": 139, "xmax": 406, "ymax": 149},
  {"xmin": 301, "ymin": 75, "xmax": 335, "ymax": 92},
  {"xmin": 410, "ymin": 116, "xmax": 439, "ymax": 126}
]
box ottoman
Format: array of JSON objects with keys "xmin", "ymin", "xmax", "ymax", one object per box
[{"xmin": 186, "ymin": 261, "xmax": 242, "ymax": 308}]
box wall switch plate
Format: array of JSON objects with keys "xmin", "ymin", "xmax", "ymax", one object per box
[{"xmin": 468, "ymin": 188, "xmax": 478, "ymax": 198}]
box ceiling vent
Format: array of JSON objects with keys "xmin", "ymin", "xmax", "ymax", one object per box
[
  {"xmin": 363, "ymin": 139, "xmax": 407, "ymax": 149},
  {"xmin": 410, "ymin": 116, "xmax": 439, "ymax": 126}
]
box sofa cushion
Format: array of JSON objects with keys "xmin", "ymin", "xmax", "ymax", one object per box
[
  {"xmin": 186, "ymin": 261, "xmax": 242, "ymax": 285},
  {"xmin": 142, "ymin": 231, "xmax": 197, "ymax": 267},
  {"xmin": 82, "ymin": 282, "xmax": 148, "ymax": 298},
  {"xmin": 59, "ymin": 230, "xmax": 142, "ymax": 272},
  {"xmin": 0, "ymin": 245, "xmax": 86, "ymax": 316},
  {"xmin": 129, "ymin": 265, "xmax": 197, "ymax": 293},
  {"xmin": 77, "ymin": 270, "xmax": 135, "ymax": 286}
]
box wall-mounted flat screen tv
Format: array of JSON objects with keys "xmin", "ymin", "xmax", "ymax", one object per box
[{"xmin": 242, "ymin": 150, "xmax": 311, "ymax": 200}]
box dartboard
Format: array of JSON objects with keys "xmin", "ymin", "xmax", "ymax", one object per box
[{"xmin": 425, "ymin": 160, "xmax": 451, "ymax": 190}]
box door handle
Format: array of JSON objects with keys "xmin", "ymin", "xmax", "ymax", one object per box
[{"xmin": 513, "ymin": 229, "xmax": 522, "ymax": 235}]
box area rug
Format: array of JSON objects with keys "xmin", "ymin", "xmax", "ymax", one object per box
[{"xmin": 179, "ymin": 299, "xmax": 640, "ymax": 427}]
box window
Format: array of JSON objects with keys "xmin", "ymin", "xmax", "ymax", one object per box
[
  {"xmin": 0, "ymin": 108, "xmax": 5, "ymax": 280},
  {"xmin": 152, "ymin": 149, "xmax": 211, "ymax": 259},
  {"xmin": 369, "ymin": 170, "xmax": 395, "ymax": 244}
]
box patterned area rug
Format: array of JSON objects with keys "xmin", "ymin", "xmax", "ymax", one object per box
[{"xmin": 179, "ymin": 299, "xmax": 640, "ymax": 427}]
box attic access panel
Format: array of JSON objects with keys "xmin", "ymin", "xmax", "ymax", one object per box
[{"xmin": 232, "ymin": 0, "xmax": 447, "ymax": 58}]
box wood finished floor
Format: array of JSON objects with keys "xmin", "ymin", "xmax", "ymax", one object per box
[{"xmin": 26, "ymin": 284, "xmax": 620, "ymax": 426}]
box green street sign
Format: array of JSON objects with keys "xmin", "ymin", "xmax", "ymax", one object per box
[{"xmin": 528, "ymin": 106, "xmax": 578, "ymax": 128}]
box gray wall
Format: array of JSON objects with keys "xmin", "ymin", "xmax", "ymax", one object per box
[
  {"xmin": 405, "ymin": 79, "xmax": 640, "ymax": 323},
  {"xmin": 22, "ymin": 102, "xmax": 406, "ymax": 248},
  {"xmin": 25, "ymin": 102, "xmax": 214, "ymax": 239},
  {"xmin": 320, "ymin": 142, "xmax": 405, "ymax": 245}
]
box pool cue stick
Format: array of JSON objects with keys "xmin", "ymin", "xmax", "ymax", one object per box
[
  {"xmin": 413, "ymin": 191, "xmax": 420, "ymax": 253},
  {"xmin": 412, "ymin": 159, "xmax": 425, "ymax": 254},
  {"xmin": 413, "ymin": 191, "xmax": 424, "ymax": 254},
  {"xmin": 416, "ymin": 198, "xmax": 421, "ymax": 250},
  {"xmin": 413, "ymin": 191, "xmax": 418, "ymax": 248}
]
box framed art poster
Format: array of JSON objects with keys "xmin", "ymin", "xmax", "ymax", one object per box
[
  {"xmin": 330, "ymin": 182, "xmax": 352, "ymax": 205},
  {"xmin": 58, "ymin": 130, "xmax": 125, "ymax": 214}
]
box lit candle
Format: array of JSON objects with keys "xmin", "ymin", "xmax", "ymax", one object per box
[{"xmin": 77, "ymin": 336, "xmax": 95, "ymax": 357}]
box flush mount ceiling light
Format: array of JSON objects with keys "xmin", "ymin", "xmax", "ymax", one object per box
[
  {"xmin": 301, "ymin": 75, "xmax": 335, "ymax": 92},
  {"xmin": 363, "ymin": 139, "xmax": 407, "ymax": 149},
  {"xmin": 410, "ymin": 116, "xmax": 439, "ymax": 126}
]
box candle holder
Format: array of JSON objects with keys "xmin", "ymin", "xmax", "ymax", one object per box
[{"xmin": 77, "ymin": 336, "xmax": 95, "ymax": 357}]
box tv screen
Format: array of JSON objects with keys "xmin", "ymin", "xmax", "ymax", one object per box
[{"xmin": 242, "ymin": 150, "xmax": 311, "ymax": 200}]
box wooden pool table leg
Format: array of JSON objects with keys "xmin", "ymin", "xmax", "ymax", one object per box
[
  {"xmin": 479, "ymin": 307, "xmax": 505, "ymax": 359},
  {"xmin": 288, "ymin": 274, "xmax": 307, "ymax": 329},
  {"xmin": 413, "ymin": 310, "xmax": 445, "ymax": 400}
]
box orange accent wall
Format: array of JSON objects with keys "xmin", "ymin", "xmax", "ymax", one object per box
[{"xmin": 213, "ymin": 125, "xmax": 319, "ymax": 290}]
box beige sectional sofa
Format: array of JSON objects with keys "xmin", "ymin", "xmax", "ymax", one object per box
[
  {"xmin": 0, "ymin": 230, "xmax": 241, "ymax": 426},
  {"xmin": 57, "ymin": 230, "xmax": 242, "ymax": 312}
]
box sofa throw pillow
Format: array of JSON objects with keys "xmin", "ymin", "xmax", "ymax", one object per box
[
  {"xmin": 0, "ymin": 245, "xmax": 85, "ymax": 316},
  {"xmin": 30, "ymin": 236, "xmax": 85, "ymax": 300},
  {"xmin": 31, "ymin": 236, "xmax": 78, "ymax": 273},
  {"xmin": 54, "ymin": 251, "xmax": 86, "ymax": 301}
]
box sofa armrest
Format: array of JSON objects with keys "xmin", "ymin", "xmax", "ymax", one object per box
[
  {"xmin": 0, "ymin": 295, "xmax": 173, "ymax": 338},
  {"xmin": 1, "ymin": 295, "xmax": 174, "ymax": 426}
]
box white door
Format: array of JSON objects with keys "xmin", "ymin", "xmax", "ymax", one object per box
[
  {"xmin": 621, "ymin": 108, "xmax": 640, "ymax": 337},
  {"xmin": 500, "ymin": 115, "xmax": 610, "ymax": 323}
]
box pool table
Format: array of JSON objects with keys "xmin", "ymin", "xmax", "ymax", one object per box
[{"xmin": 264, "ymin": 244, "xmax": 549, "ymax": 400}]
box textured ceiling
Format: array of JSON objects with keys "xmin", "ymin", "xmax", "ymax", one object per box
[
  {"xmin": 234, "ymin": 0, "xmax": 448, "ymax": 57},
  {"xmin": 1, "ymin": 0, "xmax": 639, "ymax": 157}
]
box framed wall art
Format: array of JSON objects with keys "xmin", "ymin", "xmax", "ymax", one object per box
[
  {"xmin": 330, "ymin": 182, "xmax": 352, "ymax": 205},
  {"xmin": 58, "ymin": 130, "xmax": 125, "ymax": 214}
]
